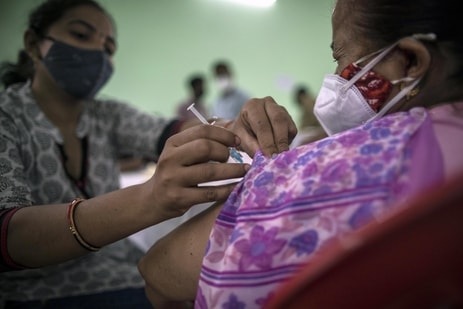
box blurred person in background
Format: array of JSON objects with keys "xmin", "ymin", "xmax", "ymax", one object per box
[
  {"xmin": 290, "ymin": 84, "xmax": 326, "ymax": 147},
  {"xmin": 175, "ymin": 73, "xmax": 209, "ymax": 121},
  {"xmin": 210, "ymin": 60, "xmax": 251, "ymax": 120}
]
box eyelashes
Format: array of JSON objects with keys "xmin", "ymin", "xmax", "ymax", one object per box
[{"xmin": 70, "ymin": 31, "xmax": 115, "ymax": 56}]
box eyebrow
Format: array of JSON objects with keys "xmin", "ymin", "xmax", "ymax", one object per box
[{"xmin": 68, "ymin": 19, "xmax": 117, "ymax": 47}]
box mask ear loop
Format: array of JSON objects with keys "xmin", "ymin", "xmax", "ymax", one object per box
[
  {"xmin": 365, "ymin": 33, "xmax": 436, "ymax": 122},
  {"xmin": 391, "ymin": 77, "xmax": 416, "ymax": 85},
  {"xmin": 340, "ymin": 43, "xmax": 398, "ymax": 92},
  {"xmin": 340, "ymin": 33, "xmax": 436, "ymax": 93},
  {"xmin": 367, "ymin": 77, "xmax": 421, "ymax": 123}
]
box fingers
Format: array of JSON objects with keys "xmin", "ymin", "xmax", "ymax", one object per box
[
  {"xmin": 152, "ymin": 163, "xmax": 243, "ymax": 217},
  {"xmin": 157, "ymin": 158, "xmax": 249, "ymax": 190},
  {"xmin": 151, "ymin": 124, "xmax": 250, "ymax": 216},
  {"xmin": 238, "ymin": 96, "xmax": 298, "ymax": 157},
  {"xmin": 263, "ymin": 100, "xmax": 298, "ymax": 154},
  {"xmin": 163, "ymin": 124, "xmax": 240, "ymax": 165},
  {"xmin": 168, "ymin": 124, "xmax": 238, "ymax": 150},
  {"xmin": 159, "ymin": 124, "xmax": 249, "ymax": 186}
]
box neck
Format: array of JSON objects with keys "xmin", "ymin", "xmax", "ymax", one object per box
[{"xmin": 31, "ymin": 74, "xmax": 84, "ymax": 129}]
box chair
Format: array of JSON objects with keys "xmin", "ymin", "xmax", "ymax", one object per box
[{"xmin": 265, "ymin": 172, "xmax": 463, "ymax": 309}]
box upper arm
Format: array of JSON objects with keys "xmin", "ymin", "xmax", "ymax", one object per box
[
  {"xmin": 0, "ymin": 111, "xmax": 32, "ymax": 208},
  {"xmin": 138, "ymin": 202, "xmax": 223, "ymax": 303},
  {"xmin": 101, "ymin": 100, "xmax": 169, "ymax": 160}
]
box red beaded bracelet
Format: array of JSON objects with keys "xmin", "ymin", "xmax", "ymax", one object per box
[{"xmin": 67, "ymin": 198, "xmax": 100, "ymax": 252}]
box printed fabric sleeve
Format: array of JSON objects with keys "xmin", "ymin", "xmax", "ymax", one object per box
[
  {"xmin": 0, "ymin": 109, "xmax": 33, "ymax": 209},
  {"xmin": 98, "ymin": 100, "xmax": 185, "ymax": 161},
  {"xmin": 195, "ymin": 109, "xmax": 431, "ymax": 308},
  {"xmin": 0, "ymin": 207, "xmax": 27, "ymax": 272}
]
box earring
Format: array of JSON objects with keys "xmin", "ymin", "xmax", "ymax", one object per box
[{"xmin": 400, "ymin": 82, "xmax": 420, "ymax": 100}]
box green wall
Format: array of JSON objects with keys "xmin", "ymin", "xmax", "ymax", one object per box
[{"xmin": 0, "ymin": 0, "xmax": 335, "ymax": 120}]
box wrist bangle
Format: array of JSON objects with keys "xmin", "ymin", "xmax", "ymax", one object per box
[{"xmin": 67, "ymin": 198, "xmax": 100, "ymax": 252}]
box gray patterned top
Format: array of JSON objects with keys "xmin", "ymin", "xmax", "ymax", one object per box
[{"xmin": 0, "ymin": 82, "xmax": 171, "ymax": 303}]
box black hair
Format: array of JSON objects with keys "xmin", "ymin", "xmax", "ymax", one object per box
[
  {"xmin": 293, "ymin": 85, "xmax": 312, "ymax": 106},
  {"xmin": 347, "ymin": 0, "xmax": 462, "ymax": 81},
  {"xmin": 212, "ymin": 59, "xmax": 233, "ymax": 77},
  {"xmin": 188, "ymin": 74, "xmax": 204, "ymax": 89},
  {"xmin": 0, "ymin": 0, "xmax": 113, "ymax": 88},
  {"xmin": 295, "ymin": 85, "xmax": 307, "ymax": 96}
]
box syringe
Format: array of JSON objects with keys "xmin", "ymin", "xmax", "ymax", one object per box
[
  {"xmin": 187, "ymin": 103, "xmax": 209, "ymax": 125},
  {"xmin": 187, "ymin": 103, "xmax": 243, "ymax": 163}
]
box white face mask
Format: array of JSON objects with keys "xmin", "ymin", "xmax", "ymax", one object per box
[
  {"xmin": 313, "ymin": 39, "xmax": 424, "ymax": 136},
  {"xmin": 216, "ymin": 77, "xmax": 232, "ymax": 91}
]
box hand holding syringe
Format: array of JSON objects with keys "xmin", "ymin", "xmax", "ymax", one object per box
[{"xmin": 187, "ymin": 103, "xmax": 244, "ymax": 163}]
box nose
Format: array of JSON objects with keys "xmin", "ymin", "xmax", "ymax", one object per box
[
  {"xmin": 96, "ymin": 34, "xmax": 107, "ymax": 50},
  {"xmin": 93, "ymin": 30, "xmax": 113, "ymax": 53},
  {"xmin": 83, "ymin": 37, "xmax": 106, "ymax": 52}
]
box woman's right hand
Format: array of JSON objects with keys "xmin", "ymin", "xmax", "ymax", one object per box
[{"xmin": 146, "ymin": 124, "xmax": 251, "ymax": 220}]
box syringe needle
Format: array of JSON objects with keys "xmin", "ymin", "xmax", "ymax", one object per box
[
  {"xmin": 187, "ymin": 103, "xmax": 209, "ymax": 125},
  {"xmin": 186, "ymin": 103, "xmax": 243, "ymax": 163}
]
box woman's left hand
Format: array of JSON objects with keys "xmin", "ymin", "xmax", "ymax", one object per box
[{"xmin": 228, "ymin": 96, "xmax": 298, "ymax": 158}]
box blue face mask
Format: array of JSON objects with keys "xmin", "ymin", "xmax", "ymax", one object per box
[{"xmin": 43, "ymin": 37, "xmax": 113, "ymax": 99}]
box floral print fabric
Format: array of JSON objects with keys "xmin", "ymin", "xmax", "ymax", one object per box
[{"xmin": 195, "ymin": 107, "xmax": 443, "ymax": 308}]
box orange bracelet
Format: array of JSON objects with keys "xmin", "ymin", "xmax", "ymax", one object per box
[{"xmin": 67, "ymin": 198, "xmax": 100, "ymax": 252}]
